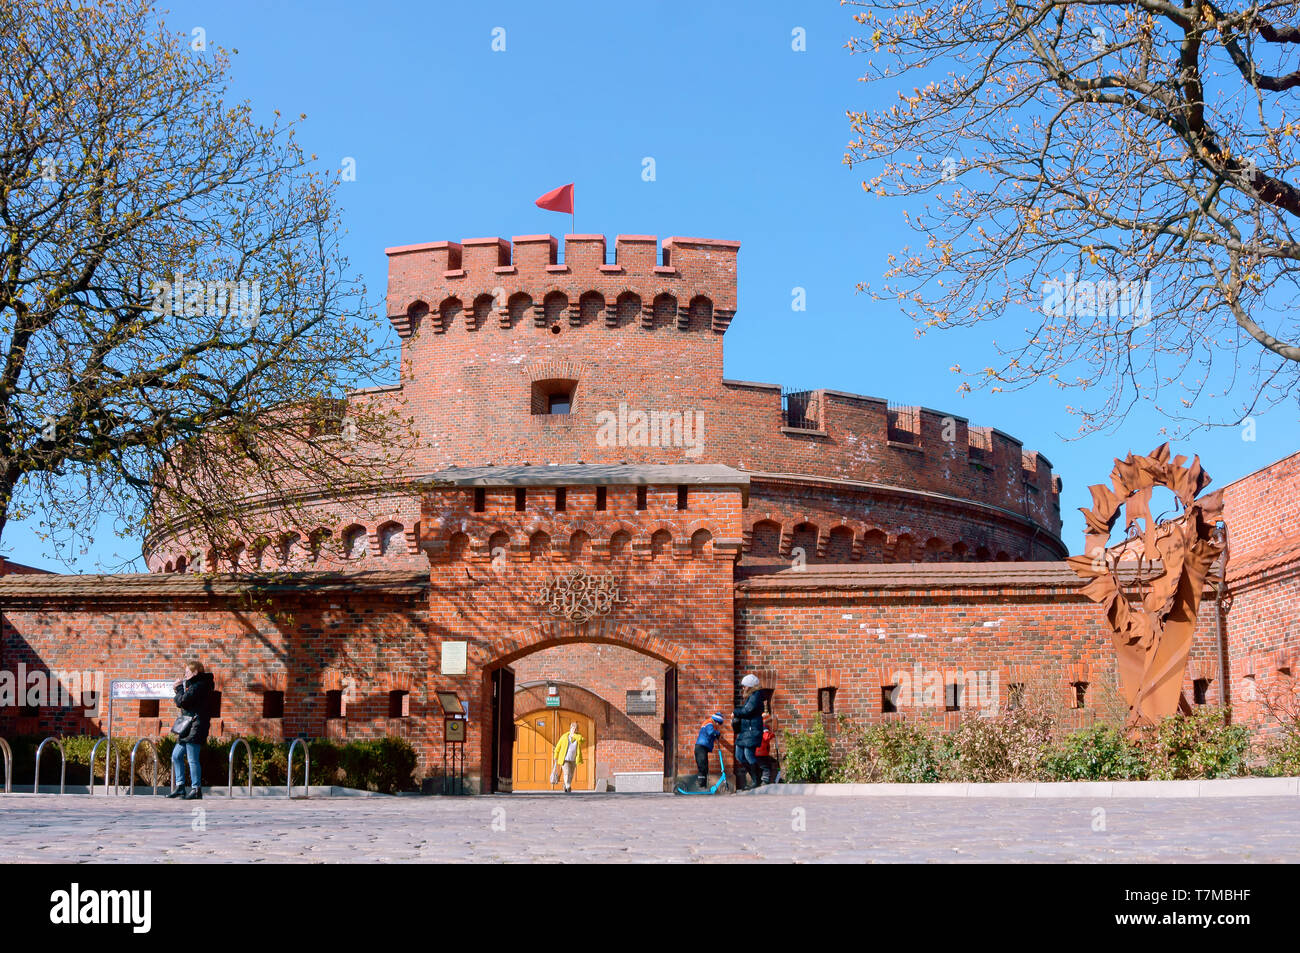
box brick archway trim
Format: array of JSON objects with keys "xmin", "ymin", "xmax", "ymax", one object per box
[{"xmin": 486, "ymin": 619, "xmax": 686, "ymax": 670}]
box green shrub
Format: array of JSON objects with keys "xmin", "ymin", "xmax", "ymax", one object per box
[
  {"xmin": 781, "ymin": 720, "xmax": 833, "ymax": 782},
  {"xmin": 1042, "ymin": 725, "xmax": 1147, "ymax": 780},
  {"xmin": 1135, "ymin": 708, "xmax": 1252, "ymax": 780},
  {"xmin": 943, "ymin": 707, "xmax": 1055, "ymax": 782},
  {"xmin": 834, "ymin": 719, "xmax": 945, "ymax": 782},
  {"xmin": 1256, "ymin": 732, "xmax": 1300, "ymax": 777}
]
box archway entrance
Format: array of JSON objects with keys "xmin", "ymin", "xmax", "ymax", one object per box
[
  {"xmin": 512, "ymin": 709, "xmax": 595, "ymax": 791},
  {"xmin": 487, "ymin": 638, "xmax": 679, "ymax": 794}
]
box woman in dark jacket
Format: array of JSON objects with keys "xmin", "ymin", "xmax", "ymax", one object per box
[
  {"xmin": 169, "ymin": 661, "xmax": 214, "ymax": 800},
  {"xmin": 733, "ymin": 673, "xmax": 766, "ymax": 790}
]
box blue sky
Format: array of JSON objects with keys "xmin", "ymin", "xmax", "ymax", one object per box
[{"xmin": 4, "ymin": 0, "xmax": 1296, "ymax": 570}]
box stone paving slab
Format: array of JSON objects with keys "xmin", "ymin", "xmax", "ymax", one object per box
[{"xmin": 1, "ymin": 793, "xmax": 1298, "ymax": 862}]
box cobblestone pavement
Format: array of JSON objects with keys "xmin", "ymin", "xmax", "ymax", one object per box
[{"xmin": 1, "ymin": 793, "xmax": 1297, "ymax": 862}]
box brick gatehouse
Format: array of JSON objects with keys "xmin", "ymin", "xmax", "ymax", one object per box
[{"xmin": 2, "ymin": 233, "xmax": 1296, "ymax": 792}]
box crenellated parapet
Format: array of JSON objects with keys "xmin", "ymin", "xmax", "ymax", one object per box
[{"xmin": 385, "ymin": 234, "xmax": 739, "ymax": 339}]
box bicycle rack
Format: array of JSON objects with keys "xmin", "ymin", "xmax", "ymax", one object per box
[
  {"xmin": 129, "ymin": 738, "xmax": 160, "ymax": 796},
  {"xmin": 89, "ymin": 738, "xmax": 107, "ymax": 795},
  {"xmin": 0, "ymin": 737, "xmax": 11, "ymax": 794},
  {"xmin": 287, "ymin": 738, "xmax": 310, "ymax": 799},
  {"xmin": 228, "ymin": 738, "xmax": 253, "ymax": 798},
  {"xmin": 90, "ymin": 739, "xmax": 124, "ymax": 795},
  {"xmin": 33, "ymin": 737, "xmax": 66, "ymax": 794}
]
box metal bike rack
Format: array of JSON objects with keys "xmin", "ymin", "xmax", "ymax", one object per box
[
  {"xmin": 89, "ymin": 738, "xmax": 107, "ymax": 795},
  {"xmin": 128, "ymin": 738, "xmax": 160, "ymax": 796},
  {"xmin": 0, "ymin": 737, "xmax": 11, "ymax": 794},
  {"xmin": 228, "ymin": 738, "xmax": 253, "ymax": 798},
  {"xmin": 287, "ymin": 737, "xmax": 310, "ymax": 799},
  {"xmin": 111, "ymin": 747, "xmax": 122, "ymax": 795},
  {"xmin": 33, "ymin": 737, "xmax": 66, "ymax": 795}
]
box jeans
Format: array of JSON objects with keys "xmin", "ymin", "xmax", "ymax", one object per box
[
  {"xmin": 172, "ymin": 741, "xmax": 201, "ymax": 789},
  {"xmin": 735, "ymin": 745, "xmax": 758, "ymax": 767}
]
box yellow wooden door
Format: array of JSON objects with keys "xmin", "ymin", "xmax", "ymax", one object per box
[
  {"xmin": 513, "ymin": 710, "xmax": 554, "ymax": 790},
  {"xmin": 512, "ymin": 709, "xmax": 594, "ymax": 791}
]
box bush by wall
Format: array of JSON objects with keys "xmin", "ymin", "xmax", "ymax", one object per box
[
  {"xmin": 780, "ymin": 719, "xmax": 832, "ymax": 782},
  {"xmin": 779, "ymin": 707, "xmax": 1285, "ymax": 783}
]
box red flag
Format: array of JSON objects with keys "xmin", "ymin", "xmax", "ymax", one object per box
[{"xmin": 534, "ymin": 183, "xmax": 574, "ymax": 214}]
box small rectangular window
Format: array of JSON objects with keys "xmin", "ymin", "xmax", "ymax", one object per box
[
  {"xmin": 636, "ymin": 486, "xmax": 647, "ymax": 511},
  {"xmin": 515, "ymin": 488, "xmax": 526, "ymax": 512},
  {"xmin": 676, "ymin": 485, "xmax": 688, "ymax": 510},
  {"xmin": 209, "ymin": 691, "xmax": 223, "ymax": 719},
  {"xmin": 595, "ymin": 486, "xmax": 607, "ymax": 511},
  {"xmin": 818, "ymin": 687, "xmax": 837, "ymax": 714},
  {"xmin": 325, "ymin": 690, "xmax": 345, "ymax": 719},
  {"xmin": 547, "ymin": 392, "xmax": 570, "ymax": 415},
  {"xmin": 1072, "ymin": 681, "xmax": 1088, "ymax": 709},
  {"xmin": 1193, "ymin": 678, "xmax": 1209, "ymax": 705},
  {"xmin": 262, "ymin": 690, "xmax": 285, "ymax": 719},
  {"xmin": 388, "ymin": 690, "xmax": 410, "ymax": 718},
  {"xmin": 945, "ymin": 683, "xmax": 961, "ymax": 712},
  {"xmin": 556, "ymin": 487, "xmax": 567, "ymax": 512},
  {"xmin": 139, "ymin": 700, "xmax": 159, "ymax": 718},
  {"xmin": 881, "ymin": 685, "xmax": 899, "ymax": 713},
  {"xmin": 1008, "ymin": 683, "xmax": 1025, "ymax": 710},
  {"xmin": 473, "ymin": 487, "xmax": 486, "ymax": 512}
]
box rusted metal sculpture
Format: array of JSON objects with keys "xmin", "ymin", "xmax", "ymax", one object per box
[{"xmin": 1066, "ymin": 444, "xmax": 1227, "ymax": 732}]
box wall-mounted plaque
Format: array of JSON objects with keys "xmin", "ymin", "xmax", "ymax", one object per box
[{"xmin": 441, "ymin": 641, "xmax": 468, "ymax": 675}]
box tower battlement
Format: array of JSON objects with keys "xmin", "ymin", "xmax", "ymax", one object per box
[{"xmin": 385, "ymin": 234, "xmax": 739, "ymax": 338}]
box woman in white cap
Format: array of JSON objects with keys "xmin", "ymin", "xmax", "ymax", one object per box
[{"xmin": 732, "ymin": 673, "xmax": 766, "ymax": 790}]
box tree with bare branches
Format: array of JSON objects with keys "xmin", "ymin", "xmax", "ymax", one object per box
[
  {"xmin": 844, "ymin": 0, "xmax": 1300, "ymax": 433},
  {"xmin": 0, "ymin": 0, "xmax": 410, "ymax": 567}
]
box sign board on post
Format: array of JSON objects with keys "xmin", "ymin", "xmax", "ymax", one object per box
[
  {"xmin": 111, "ymin": 679, "xmax": 175, "ymax": 700},
  {"xmin": 105, "ymin": 678, "xmax": 178, "ymax": 796}
]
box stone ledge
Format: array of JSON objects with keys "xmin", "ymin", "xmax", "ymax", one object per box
[{"xmin": 741, "ymin": 778, "xmax": 1300, "ymax": 798}]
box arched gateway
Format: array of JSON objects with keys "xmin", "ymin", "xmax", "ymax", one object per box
[{"xmin": 422, "ymin": 464, "xmax": 745, "ymax": 793}]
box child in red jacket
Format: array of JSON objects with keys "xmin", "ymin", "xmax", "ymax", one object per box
[{"xmin": 755, "ymin": 717, "xmax": 777, "ymax": 785}]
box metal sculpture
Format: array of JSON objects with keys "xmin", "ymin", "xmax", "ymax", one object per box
[{"xmin": 1066, "ymin": 444, "xmax": 1227, "ymax": 731}]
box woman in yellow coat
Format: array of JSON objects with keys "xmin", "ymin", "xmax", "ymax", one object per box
[{"xmin": 551, "ymin": 721, "xmax": 584, "ymax": 793}]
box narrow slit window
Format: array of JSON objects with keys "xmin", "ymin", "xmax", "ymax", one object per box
[
  {"xmin": 388, "ymin": 690, "xmax": 410, "ymax": 718},
  {"xmin": 325, "ymin": 690, "xmax": 345, "ymax": 719},
  {"xmin": 262, "ymin": 690, "xmax": 285, "ymax": 719}
]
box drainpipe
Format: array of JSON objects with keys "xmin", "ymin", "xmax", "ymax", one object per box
[{"xmin": 1216, "ymin": 523, "xmax": 1230, "ymax": 712}]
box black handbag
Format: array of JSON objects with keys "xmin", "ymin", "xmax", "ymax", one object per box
[{"xmin": 171, "ymin": 712, "xmax": 195, "ymax": 738}]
